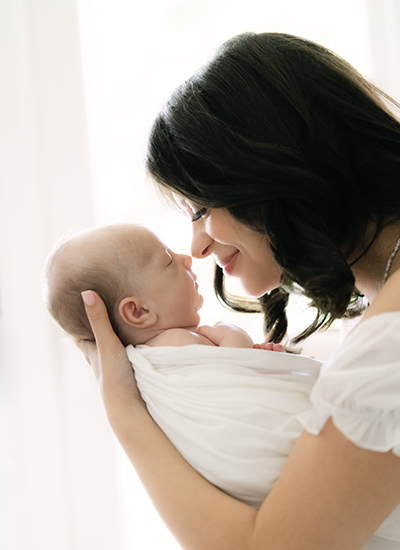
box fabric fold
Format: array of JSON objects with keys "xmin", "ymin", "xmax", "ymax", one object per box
[
  {"xmin": 297, "ymin": 312, "xmax": 400, "ymax": 457},
  {"xmin": 127, "ymin": 344, "xmax": 321, "ymax": 508}
]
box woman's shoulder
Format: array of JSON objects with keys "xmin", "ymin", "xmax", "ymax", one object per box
[
  {"xmin": 362, "ymin": 268, "xmax": 400, "ymax": 321},
  {"xmin": 297, "ymin": 306, "xmax": 400, "ymax": 456},
  {"xmin": 319, "ymin": 305, "xmax": 400, "ymax": 379}
]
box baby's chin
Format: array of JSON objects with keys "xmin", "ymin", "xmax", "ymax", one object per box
[
  {"xmin": 198, "ymin": 293, "xmax": 204, "ymax": 309},
  {"xmin": 193, "ymin": 307, "xmax": 202, "ymax": 327}
]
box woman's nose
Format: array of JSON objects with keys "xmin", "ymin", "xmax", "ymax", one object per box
[{"xmin": 191, "ymin": 223, "xmax": 213, "ymax": 259}]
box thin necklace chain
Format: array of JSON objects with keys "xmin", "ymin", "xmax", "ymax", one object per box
[{"xmin": 380, "ymin": 236, "xmax": 400, "ymax": 288}]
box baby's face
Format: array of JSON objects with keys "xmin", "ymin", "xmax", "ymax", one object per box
[
  {"xmin": 59, "ymin": 224, "xmax": 204, "ymax": 331},
  {"xmin": 137, "ymin": 228, "xmax": 204, "ymax": 329}
]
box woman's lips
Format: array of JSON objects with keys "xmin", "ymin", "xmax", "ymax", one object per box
[{"xmin": 218, "ymin": 251, "xmax": 239, "ymax": 276}]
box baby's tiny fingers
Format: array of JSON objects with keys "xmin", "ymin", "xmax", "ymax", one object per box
[
  {"xmin": 253, "ymin": 342, "xmax": 286, "ymax": 353},
  {"xmin": 271, "ymin": 343, "xmax": 286, "ymax": 353},
  {"xmin": 253, "ymin": 342, "xmax": 274, "ymax": 350}
]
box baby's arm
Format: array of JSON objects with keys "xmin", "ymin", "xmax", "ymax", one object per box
[{"xmin": 196, "ymin": 322, "xmax": 254, "ymax": 348}]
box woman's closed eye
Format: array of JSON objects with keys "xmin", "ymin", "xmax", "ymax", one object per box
[{"xmin": 191, "ymin": 207, "xmax": 207, "ymax": 222}]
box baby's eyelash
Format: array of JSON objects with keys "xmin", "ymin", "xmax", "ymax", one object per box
[{"xmin": 191, "ymin": 207, "xmax": 207, "ymax": 222}]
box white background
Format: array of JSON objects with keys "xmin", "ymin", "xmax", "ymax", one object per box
[{"xmin": 1, "ymin": 1, "xmax": 399, "ymax": 548}]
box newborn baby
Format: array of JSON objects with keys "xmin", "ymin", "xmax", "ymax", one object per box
[{"xmin": 42, "ymin": 223, "xmax": 321, "ymax": 507}]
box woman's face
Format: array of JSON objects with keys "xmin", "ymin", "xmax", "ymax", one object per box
[{"xmin": 186, "ymin": 205, "xmax": 282, "ymax": 297}]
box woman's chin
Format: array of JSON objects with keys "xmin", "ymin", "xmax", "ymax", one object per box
[{"xmin": 241, "ymin": 280, "xmax": 280, "ymax": 298}]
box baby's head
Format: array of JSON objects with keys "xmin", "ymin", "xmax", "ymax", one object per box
[{"xmin": 42, "ymin": 223, "xmax": 203, "ymax": 345}]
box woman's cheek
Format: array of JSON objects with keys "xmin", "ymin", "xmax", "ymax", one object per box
[{"xmin": 240, "ymin": 264, "xmax": 282, "ymax": 297}]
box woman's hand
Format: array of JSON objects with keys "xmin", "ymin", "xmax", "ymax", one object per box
[
  {"xmin": 75, "ymin": 291, "xmax": 146, "ymax": 434},
  {"xmin": 72, "ymin": 296, "xmax": 400, "ymax": 550}
]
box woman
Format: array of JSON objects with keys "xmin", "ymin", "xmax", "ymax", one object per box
[{"xmin": 79, "ymin": 33, "xmax": 400, "ymax": 549}]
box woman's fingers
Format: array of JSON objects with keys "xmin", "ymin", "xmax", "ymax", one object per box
[
  {"xmin": 81, "ymin": 290, "xmax": 122, "ymax": 357},
  {"xmin": 80, "ymin": 291, "xmax": 144, "ymax": 408}
]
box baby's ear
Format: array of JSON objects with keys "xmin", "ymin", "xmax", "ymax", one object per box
[{"xmin": 118, "ymin": 296, "xmax": 157, "ymax": 328}]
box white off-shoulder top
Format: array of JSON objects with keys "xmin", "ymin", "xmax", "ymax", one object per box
[{"xmin": 297, "ymin": 312, "xmax": 400, "ymax": 549}]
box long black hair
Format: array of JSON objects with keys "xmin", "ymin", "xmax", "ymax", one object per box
[{"xmin": 146, "ymin": 32, "xmax": 400, "ymax": 343}]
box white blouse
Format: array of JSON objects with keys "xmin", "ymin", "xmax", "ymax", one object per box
[{"xmin": 297, "ymin": 312, "xmax": 400, "ymax": 549}]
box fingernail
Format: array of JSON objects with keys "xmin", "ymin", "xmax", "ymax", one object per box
[{"xmin": 81, "ymin": 290, "xmax": 96, "ymax": 306}]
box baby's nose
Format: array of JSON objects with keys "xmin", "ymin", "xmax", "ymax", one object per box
[{"xmin": 182, "ymin": 254, "xmax": 193, "ymax": 269}]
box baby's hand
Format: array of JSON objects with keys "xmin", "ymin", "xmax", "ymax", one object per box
[
  {"xmin": 253, "ymin": 342, "xmax": 286, "ymax": 353},
  {"xmin": 197, "ymin": 322, "xmax": 254, "ymax": 348}
]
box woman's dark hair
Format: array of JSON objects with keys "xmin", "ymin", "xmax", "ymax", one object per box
[{"xmin": 146, "ymin": 32, "xmax": 400, "ymax": 344}]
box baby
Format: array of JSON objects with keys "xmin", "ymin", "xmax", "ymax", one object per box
[
  {"xmin": 43, "ymin": 222, "xmax": 269, "ymax": 349},
  {"xmin": 42, "ymin": 223, "xmax": 321, "ymax": 508}
]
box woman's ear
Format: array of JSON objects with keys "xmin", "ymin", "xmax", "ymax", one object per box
[{"xmin": 118, "ymin": 296, "xmax": 157, "ymax": 328}]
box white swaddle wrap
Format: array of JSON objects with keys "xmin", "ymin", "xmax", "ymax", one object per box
[{"xmin": 127, "ymin": 344, "xmax": 322, "ymax": 508}]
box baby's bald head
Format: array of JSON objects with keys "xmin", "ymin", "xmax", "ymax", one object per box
[{"xmin": 42, "ymin": 224, "xmax": 151, "ymax": 344}]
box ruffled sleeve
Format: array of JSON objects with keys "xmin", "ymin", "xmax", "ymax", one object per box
[{"xmin": 297, "ymin": 312, "xmax": 400, "ymax": 456}]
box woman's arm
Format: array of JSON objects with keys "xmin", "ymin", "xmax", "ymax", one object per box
[{"xmin": 79, "ymin": 290, "xmax": 400, "ymax": 550}]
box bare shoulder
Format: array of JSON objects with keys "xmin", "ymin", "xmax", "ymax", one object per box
[
  {"xmin": 363, "ymin": 267, "xmax": 400, "ymax": 321},
  {"xmin": 146, "ymin": 328, "xmax": 216, "ymax": 347}
]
